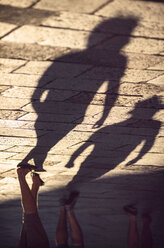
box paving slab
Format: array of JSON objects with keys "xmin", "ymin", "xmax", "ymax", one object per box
[
  {"xmin": 0, "ymin": 72, "xmax": 53, "ymax": 87},
  {"xmin": 0, "ymin": 136, "xmax": 36, "ymax": 147},
  {"xmin": 34, "ymin": 0, "xmax": 109, "ymax": 13},
  {"xmin": 14, "ymin": 60, "xmax": 91, "ymax": 77},
  {"xmin": 148, "ymin": 60, "xmax": 164, "ymax": 70},
  {"xmin": 0, "ymin": 22, "xmax": 16, "ymax": 38},
  {"xmin": 3, "ymin": 40, "xmax": 159, "ymax": 69},
  {"xmin": 41, "ymin": 11, "xmax": 105, "ymax": 31},
  {"xmin": 0, "ymin": 127, "xmax": 47, "ymax": 138},
  {"xmin": 96, "ymin": 36, "xmax": 164, "ymax": 55},
  {"xmin": 2, "ymin": 25, "xmax": 108, "ymax": 49},
  {"xmin": 0, "ymin": 0, "xmax": 37, "ymax": 8},
  {"xmin": 0, "ymin": 4, "xmax": 60, "ymax": 26},
  {"xmin": 97, "ymin": 0, "xmax": 164, "ymax": 23},
  {"xmin": 2, "ymin": 86, "xmax": 79, "ymax": 101},
  {"xmin": 79, "ymin": 67, "xmax": 163, "ymax": 82},
  {"xmin": 0, "ymin": 58, "xmax": 26, "ymax": 73},
  {"xmin": 0, "ymin": 41, "xmax": 70, "ymax": 61},
  {"xmin": 0, "ymin": 110, "xmax": 25, "ymax": 120}
]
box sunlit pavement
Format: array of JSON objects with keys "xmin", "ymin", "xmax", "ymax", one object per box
[{"xmin": 0, "ymin": 0, "xmax": 164, "ymax": 247}]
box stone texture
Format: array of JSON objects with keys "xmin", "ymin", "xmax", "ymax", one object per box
[
  {"xmin": 148, "ymin": 60, "xmax": 164, "ymax": 70},
  {"xmin": 2, "ymin": 86, "xmax": 78, "ymax": 101},
  {"xmin": 0, "ymin": 85, "xmax": 10, "ymax": 93},
  {"xmin": 79, "ymin": 67, "xmax": 163, "ymax": 82},
  {"xmin": 0, "ymin": 41, "xmax": 70, "ymax": 61},
  {"xmin": 0, "ymin": 4, "xmax": 58, "ymax": 26},
  {"xmin": 0, "ymin": 58, "xmax": 26, "ymax": 73},
  {"xmin": 97, "ymin": 0, "xmax": 164, "ymax": 24},
  {"xmin": 0, "ymin": 0, "xmax": 36, "ymax": 8},
  {"xmin": 2, "ymin": 25, "xmax": 107, "ymax": 49},
  {"xmin": 0, "ymin": 73, "xmax": 53, "ymax": 87},
  {"xmin": 0, "ymin": 96, "xmax": 30, "ymax": 109},
  {"xmin": 0, "ymin": 110, "xmax": 25, "ymax": 120},
  {"xmin": 147, "ymin": 75, "xmax": 164, "ymax": 91},
  {"xmin": 0, "ymin": 136, "xmax": 36, "ymax": 146},
  {"xmin": 34, "ymin": 0, "xmax": 109, "ymax": 13},
  {"xmin": 14, "ymin": 60, "xmax": 91, "ymax": 77},
  {"xmin": 97, "ymin": 36, "xmax": 164, "ymax": 55},
  {"xmin": 41, "ymin": 11, "xmax": 105, "ymax": 31},
  {"xmin": 0, "ymin": 119, "xmax": 35, "ymax": 130},
  {"xmin": 0, "ymin": 128, "xmax": 46, "ymax": 138}
]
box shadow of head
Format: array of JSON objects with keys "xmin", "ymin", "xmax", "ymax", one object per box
[
  {"xmin": 129, "ymin": 95, "xmax": 163, "ymax": 119},
  {"xmin": 87, "ymin": 16, "xmax": 139, "ymax": 50}
]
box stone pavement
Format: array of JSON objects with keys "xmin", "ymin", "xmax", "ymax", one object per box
[{"xmin": 0, "ymin": 0, "xmax": 164, "ymax": 247}]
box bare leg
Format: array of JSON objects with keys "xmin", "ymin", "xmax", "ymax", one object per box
[
  {"xmin": 31, "ymin": 173, "xmax": 43, "ymax": 206},
  {"xmin": 17, "ymin": 168, "xmax": 37, "ymax": 214},
  {"xmin": 141, "ymin": 214, "xmax": 152, "ymax": 248},
  {"xmin": 55, "ymin": 206, "xmax": 68, "ymax": 246},
  {"xmin": 67, "ymin": 208, "xmax": 83, "ymax": 246},
  {"xmin": 124, "ymin": 205, "xmax": 139, "ymax": 248},
  {"xmin": 128, "ymin": 215, "xmax": 139, "ymax": 248}
]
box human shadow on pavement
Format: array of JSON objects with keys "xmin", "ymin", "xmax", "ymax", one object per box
[
  {"xmin": 65, "ymin": 96, "xmax": 162, "ymax": 189},
  {"xmin": 19, "ymin": 16, "xmax": 138, "ymax": 171}
]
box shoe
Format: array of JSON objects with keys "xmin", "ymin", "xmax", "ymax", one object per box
[
  {"xmin": 17, "ymin": 163, "xmax": 37, "ymax": 171},
  {"xmin": 123, "ymin": 205, "xmax": 137, "ymax": 216},
  {"xmin": 31, "ymin": 172, "xmax": 44, "ymax": 186}
]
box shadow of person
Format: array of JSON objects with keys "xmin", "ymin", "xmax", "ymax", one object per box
[
  {"xmin": 65, "ymin": 96, "xmax": 162, "ymax": 188},
  {"xmin": 19, "ymin": 16, "xmax": 138, "ymax": 171}
]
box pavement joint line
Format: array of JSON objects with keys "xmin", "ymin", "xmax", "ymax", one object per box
[
  {"xmin": 0, "ymin": 168, "xmax": 16, "ymax": 175},
  {"xmin": 28, "ymin": 0, "xmax": 41, "ymax": 9},
  {"xmin": 38, "ymin": 24, "xmax": 99, "ymax": 33},
  {"xmin": 10, "ymin": 61, "xmax": 29, "ymax": 74},
  {"xmin": 5, "ymin": 154, "xmax": 18, "ymax": 160},
  {"xmin": 3, "ymin": 57, "xmax": 29, "ymax": 62},
  {"xmin": 90, "ymin": 0, "xmax": 114, "ymax": 15},
  {"xmin": 19, "ymin": 102, "xmax": 34, "ymax": 110},
  {"xmin": 16, "ymin": 112, "xmax": 29, "ymax": 121},
  {"xmin": 2, "ymin": 20, "xmax": 164, "ymax": 40},
  {"xmin": 146, "ymin": 72, "xmax": 164, "ymax": 80},
  {"xmin": 41, "ymin": 79, "xmax": 56, "ymax": 88},
  {"xmin": 0, "ymin": 4, "xmax": 105, "ymax": 23},
  {"xmin": 74, "ymin": 65, "xmax": 95, "ymax": 79},
  {"xmin": 0, "ymin": 86, "xmax": 11, "ymax": 93},
  {"xmin": 116, "ymin": 34, "xmax": 164, "ymax": 41},
  {"xmin": 0, "ymin": 25, "xmax": 21, "ymax": 40},
  {"xmin": 0, "ymin": 135, "xmax": 36, "ymax": 139}
]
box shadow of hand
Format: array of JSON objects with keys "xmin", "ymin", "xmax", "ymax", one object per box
[
  {"xmin": 126, "ymin": 158, "xmax": 139, "ymax": 166},
  {"xmin": 93, "ymin": 119, "xmax": 104, "ymax": 129},
  {"xmin": 65, "ymin": 161, "xmax": 74, "ymax": 168}
]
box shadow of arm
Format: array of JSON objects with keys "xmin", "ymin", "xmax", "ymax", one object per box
[
  {"xmin": 93, "ymin": 82, "xmax": 119, "ymax": 128},
  {"xmin": 126, "ymin": 132, "xmax": 160, "ymax": 166}
]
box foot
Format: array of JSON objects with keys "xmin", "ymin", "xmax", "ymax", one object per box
[
  {"xmin": 123, "ymin": 205, "xmax": 138, "ymax": 216},
  {"xmin": 31, "ymin": 172, "xmax": 44, "ymax": 186},
  {"xmin": 17, "ymin": 167, "xmax": 31, "ymax": 179}
]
